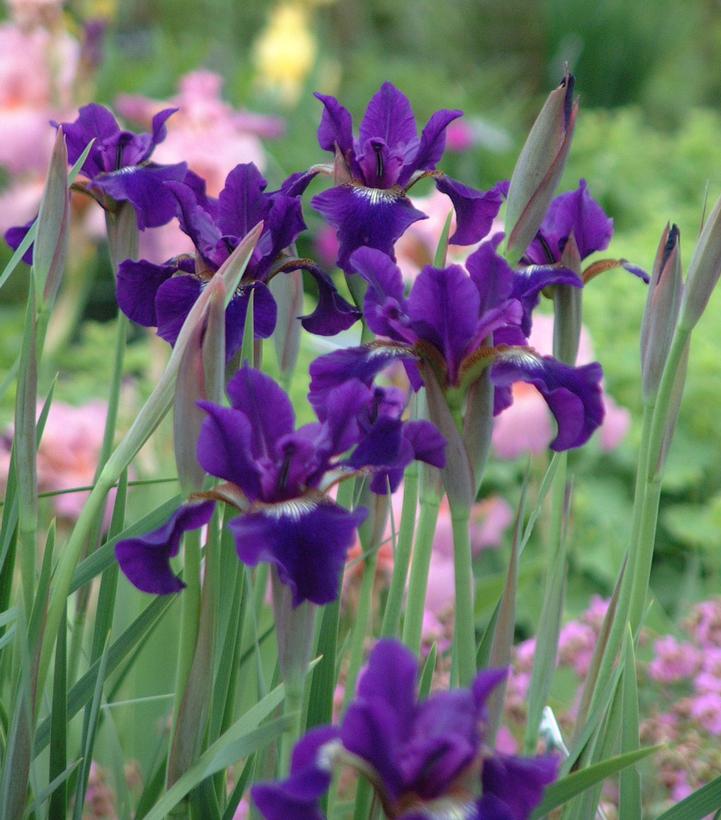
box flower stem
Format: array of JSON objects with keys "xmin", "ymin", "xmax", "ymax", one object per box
[
  {"xmin": 173, "ymin": 529, "xmax": 202, "ymax": 720},
  {"xmin": 380, "ymin": 462, "xmax": 419, "ymax": 638},
  {"xmin": 450, "ymin": 502, "xmax": 476, "ymax": 687},
  {"xmin": 402, "ymin": 484, "xmax": 441, "ymax": 656}
]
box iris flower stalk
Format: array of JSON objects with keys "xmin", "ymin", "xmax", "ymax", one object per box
[{"xmin": 309, "ymin": 238, "xmax": 606, "ymax": 684}]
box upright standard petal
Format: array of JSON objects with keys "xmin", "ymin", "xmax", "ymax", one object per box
[
  {"xmin": 407, "ymin": 264, "xmax": 480, "ymax": 383},
  {"xmin": 115, "ymin": 501, "xmax": 215, "ymax": 594},
  {"xmin": 253, "ymin": 726, "xmax": 340, "ymax": 820},
  {"xmin": 527, "ymin": 179, "xmax": 613, "ymax": 264},
  {"xmin": 224, "ymin": 282, "xmax": 278, "ymax": 360},
  {"xmin": 490, "ymin": 349, "xmax": 604, "ymax": 450},
  {"xmin": 226, "ymin": 365, "xmax": 296, "ymax": 461},
  {"xmin": 196, "ymin": 401, "xmax": 263, "ymax": 500},
  {"xmin": 314, "ymin": 92, "xmax": 355, "ymax": 156},
  {"xmin": 510, "ymin": 265, "xmax": 583, "ymax": 336},
  {"xmin": 60, "ymin": 103, "xmax": 120, "ymax": 177},
  {"xmin": 466, "ymin": 235, "xmax": 515, "ymax": 316},
  {"xmin": 312, "ymin": 184, "xmax": 427, "ymax": 271},
  {"xmin": 231, "ymin": 501, "xmax": 367, "ymax": 606},
  {"xmin": 398, "ymin": 108, "xmax": 463, "ymax": 185},
  {"xmin": 350, "ymin": 247, "xmax": 413, "ymax": 341},
  {"xmin": 358, "ymin": 83, "xmax": 418, "ymax": 157},
  {"xmin": 216, "ymin": 163, "xmax": 270, "ymax": 239}
]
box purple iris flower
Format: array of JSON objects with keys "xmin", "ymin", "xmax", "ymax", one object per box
[
  {"xmin": 5, "ymin": 103, "xmax": 188, "ymax": 263},
  {"xmin": 284, "ymin": 82, "xmax": 505, "ymax": 271},
  {"xmin": 523, "ymin": 179, "xmax": 649, "ymax": 284},
  {"xmin": 116, "ymin": 163, "xmax": 360, "ymax": 359},
  {"xmin": 309, "ymin": 243, "xmax": 604, "ymax": 453},
  {"xmin": 115, "ymin": 367, "xmax": 444, "ymax": 605},
  {"xmin": 252, "ymin": 639, "xmax": 557, "ymax": 819}
]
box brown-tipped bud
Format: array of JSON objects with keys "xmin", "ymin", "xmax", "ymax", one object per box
[
  {"xmin": 553, "ymin": 234, "xmax": 583, "ymax": 364},
  {"xmin": 680, "ymin": 195, "xmax": 721, "ymax": 330},
  {"xmin": 35, "ymin": 128, "xmax": 70, "ymax": 307},
  {"xmin": 505, "ymin": 73, "xmax": 577, "ymax": 265},
  {"xmin": 641, "ymin": 224, "xmax": 682, "ymax": 399}
]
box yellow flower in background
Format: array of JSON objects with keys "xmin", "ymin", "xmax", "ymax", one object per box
[{"xmin": 253, "ymin": 3, "xmax": 317, "ymax": 104}]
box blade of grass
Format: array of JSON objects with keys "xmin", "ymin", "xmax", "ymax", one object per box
[
  {"xmin": 656, "ymin": 774, "xmax": 721, "ymax": 819},
  {"xmin": 48, "ymin": 602, "xmax": 68, "ymax": 819},
  {"xmin": 619, "ymin": 628, "xmax": 641, "ymax": 819},
  {"xmin": 530, "ymin": 746, "xmax": 661, "ymax": 818},
  {"xmin": 418, "ymin": 643, "xmax": 437, "ymax": 700}
]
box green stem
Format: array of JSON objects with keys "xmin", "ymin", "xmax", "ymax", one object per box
[
  {"xmin": 402, "ymin": 486, "xmax": 441, "ymax": 656},
  {"xmin": 450, "ymin": 502, "xmax": 476, "ymax": 687},
  {"xmin": 380, "ymin": 462, "xmax": 419, "ymax": 638},
  {"xmin": 172, "ymin": 530, "xmax": 202, "ymax": 722},
  {"xmin": 278, "ymin": 680, "xmax": 304, "ymax": 777},
  {"xmin": 342, "ymin": 548, "xmax": 379, "ymax": 713}
]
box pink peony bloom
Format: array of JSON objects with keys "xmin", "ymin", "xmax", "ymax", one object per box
[
  {"xmin": 117, "ymin": 70, "xmax": 283, "ymax": 196},
  {"xmin": 492, "ymin": 314, "xmax": 631, "ymax": 458},
  {"xmin": 117, "ymin": 70, "xmax": 284, "ymax": 264},
  {"xmin": 1, "ymin": 401, "xmax": 113, "ymax": 523},
  {"xmin": 648, "ymin": 636, "xmax": 702, "ymax": 684}
]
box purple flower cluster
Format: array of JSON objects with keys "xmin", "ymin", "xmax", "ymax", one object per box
[
  {"xmin": 116, "ymin": 367, "xmax": 444, "ymax": 605},
  {"xmin": 253, "ymin": 639, "xmax": 557, "ymax": 819}
]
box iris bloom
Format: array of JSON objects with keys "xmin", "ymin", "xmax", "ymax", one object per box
[
  {"xmin": 116, "ymin": 163, "xmax": 360, "ymax": 359},
  {"xmin": 284, "ymin": 82, "xmax": 505, "ymax": 271},
  {"xmin": 252, "ymin": 639, "xmax": 557, "ymax": 819},
  {"xmin": 5, "ymin": 102, "xmax": 188, "ymax": 262},
  {"xmin": 523, "ymin": 179, "xmax": 648, "ymax": 285},
  {"xmin": 309, "ymin": 242, "xmax": 604, "ymax": 455},
  {"xmin": 116, "ymin": 366, "xmax": 444, "ymax": 606}
]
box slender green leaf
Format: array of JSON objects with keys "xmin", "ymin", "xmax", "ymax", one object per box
[
  {"xmin": 24, "ymin": 758, "xmax": 81, "ymax": 819},
  {"xmin": 221, "ymin": 754, "xmax": 256, "ymax": 820},
  {"xmin": 433, "ymin": 211, "xmax": 453, "ymax": 267},
  {"xmin": 49, "ymin": 603, "xmax": 68, "ymax": 819},
  {"xmin": 73, "ymin": 639, "xmax": 111, "ymax": 820},
  {"xmin": 34, "ymin": 593, "xmax": 177, "ymax": 755},
  {"xmin": 619, "ymin": 630, "xmax": 641, "ymax": 818},
  {"xmin": 143, "ymin": 685, "xmax": 289, "ymax": 820},
  {"xmin": 0, "ymin": 138, "xmax": 94, "ymax": 291},
  {"xmin": 531, "ymin": 746, "xmax": 661, "ymax": 818},
  {"xmin": 418, "ymin": 643, "xmax": 437, "ymax": 700},
  {"xmin": 306, "ymin": 598, "xmax": 339, "ymax": 730},
  {"xmin": 657, "ymin": 774, "xmax": 721, "ymax": 820}
]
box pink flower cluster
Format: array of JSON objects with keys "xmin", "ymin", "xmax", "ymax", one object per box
[{"xmin": 507, "ymin": 596, "xmax": 721, "ymax": 813}]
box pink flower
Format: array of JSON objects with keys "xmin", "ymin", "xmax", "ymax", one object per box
[
  {"xmin": 648, "ymin": 636, "xmax": 701, "ymax": 684},
  {"xmin": 690, "ymin": 692, "xmax": 721, "ymax": 735},
  {"xmin": 492, "ymin": 315, "xmax": 631, "ymax": 458},
  {"xmin": 558, "ymin": 620, "xmax": 596, "ymax": 677},
  {"xmin": 689, "ymin": 599, "xmax": 721, "ymax": 648},
  {"xmin": 694, "ymin": 648, "xmax": 721, "ymax": 694},
  {"xmin": 582, "ymin": 595, "xmax": 610, "ymax": 631},
  {"xmin": 393, "ymin": 189, "xmax": 504, "ymax": 281},
  {"xmin": 117, "ymin": 70, "xmax": 284, "ymax": 264},
  {"xmin": 1, "ymin": 401, "xmax": 114, "ymax": 523},
  {"xmin": 117, "ymin": 70, "xmax": 283, "ymax": 197}
]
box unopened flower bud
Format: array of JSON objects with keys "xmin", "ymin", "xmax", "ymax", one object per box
[
  {"xmin": 505, "ymin": 73, "xmax": 577, "ymax": 265},
  {"xmin": 641, "ymin": 224, "xmax": 682, "ymax": 399},
  {"xmin": 680, "ymin": 194, "xmax": 721, "ymax": 330},
  {"xmin": 35, "ymin": 128, "xmax": 70, "ymax": 308}
]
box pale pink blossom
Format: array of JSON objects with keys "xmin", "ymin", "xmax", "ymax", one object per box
[
  {"xmin": 648, "ymin": 636, "xmax": 702, "ymax": 684},
  {"xmin": 690, "ymin": 692, "xmax": 721, "ymax": 735},
  {"xmin": 689, "ymin": 599, "xmax": 721, "ymax": 648},
  {"xmin": 117, "ymin": 70, "xmax": 284, "ymax": 263},
  {"xmin": 394, "ymin": 189, "xmax": 504, "ymax": 281},
  {"xmin": 694, "ymin": 648, "xmax": 721, "ymax": 694},
  {"xmin": 558, "ymin": 620, "xmax": 596, "ymax": 677}
]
